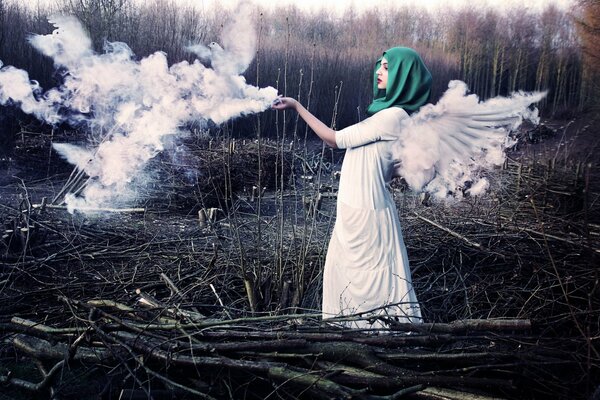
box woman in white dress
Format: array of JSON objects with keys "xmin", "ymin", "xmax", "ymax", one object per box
[{"xmin": 273, "ymin": 47, "xmax": 431, "ymax": 328}]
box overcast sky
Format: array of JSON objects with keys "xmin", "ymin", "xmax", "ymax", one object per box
[{"xmin": 192, "ymin": 0, "xmax": 576, "ymax": 14}]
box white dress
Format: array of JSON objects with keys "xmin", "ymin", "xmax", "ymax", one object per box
[{"xmin": 322, "ymin": 107, "xmax": 422, "ymax": 328}]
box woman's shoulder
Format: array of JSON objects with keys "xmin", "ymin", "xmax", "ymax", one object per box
[
  {"xmin": 364, "ymin": 107, "xmax": 409, "ymax": 133},
  {"xmin": 376, "ymin": 107, "xmax": 409, "ymax": 121}
]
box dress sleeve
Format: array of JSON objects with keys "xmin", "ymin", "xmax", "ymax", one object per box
[{"xmin": 335, "ymin": 107, "xmax": 408, "ymax": 149}]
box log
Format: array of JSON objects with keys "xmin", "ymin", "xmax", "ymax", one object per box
[
  {"xmin": 267, "ymin": 366, "xmax": 357, "ymax": 399},
  {"xmin": 32, "ymin": 204, "xmax": 146, "ymax": 213},
  {"xmin": 0, "ymin": 360, "xmax": 65, "ymax": 393},
  {"xmin": 8, "ymin": 333, "xmax": 520, "ymax": 394},
  {"xmin": 412, "ymin": 387, "xmax": 509, "ymax": 400},
  {"xmin": 378, "ymin": 352, "xmax": 513, "ymax": 362},
  {"xmin": 11, "ymin": 317, "xmax": 82, "ymax": 334},
  {"xmin": 87, "ymin": 299, "xmax": 135, "ymax": 312},
  {"xmin": 330, "ymin": 374, "xmax": 515, "ymax": 391},
  {"xmin": 12, "ymin": 334, "xmax": 114, "ymax": 364},
  {"xmin": 387, "ymin": 319, "xmax": 532, "ymax": 333},
  {"xmin": 118, "ymin": 389, "xmax": 189, "ymax": 400},
  {"xmin": 11, "ymin": 313, "xmax": 530, "ymax": 339},
  {"xmin": 135, "ymin": 290, "xmax": 204, "ymax": 323},
  {"xmin": 305, "ymin": 341, "xmax": 414, "ymax": 376}
]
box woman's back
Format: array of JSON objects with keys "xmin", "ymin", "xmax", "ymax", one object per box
[{"xmin": 337, "ymin": 107, "xmax": 408, "ymax": 210}]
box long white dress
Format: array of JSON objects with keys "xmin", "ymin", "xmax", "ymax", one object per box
[{"xmin": 322, "ymin": 107, "xmax": 422, "ymax": 328}]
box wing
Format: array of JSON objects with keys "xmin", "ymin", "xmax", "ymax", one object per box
[{"xmin": 392, "ymin": 80, "xmax": 545, "ymax": 199}]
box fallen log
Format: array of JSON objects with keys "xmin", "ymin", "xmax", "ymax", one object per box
[
  {"xmin": 1, "ymin": 311, "xmax": 579, "ymax": 400},
  {"xmin": 387, "ymin": 318, "xmax": 532, "ymax": 333},
  {"xmin": 0, "ymin": 360, "xmax": 65, "ymax": 394},
  {"xmin": 412, "ymin": 387, "xmax": 510, "ymax": 400},
  {"xmin": 32, "ymin": 204, "xmax": 146, "ymax": 213},
  {"xmin": 12, "ymin": 334, "xmax": 115, "ymax": 364}
]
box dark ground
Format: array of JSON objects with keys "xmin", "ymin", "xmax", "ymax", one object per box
[{"xmin": 0, "ymin": 113, "xmax": 599, "ymax": 399}]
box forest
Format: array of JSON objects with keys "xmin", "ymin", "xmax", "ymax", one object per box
[
  {"xmin": 0, "ymin": 0, "xmax": 599, "ymax": 399},
  {"xmin": 0, "ymin": 0, "xmax": 596, "ymax": 144}
]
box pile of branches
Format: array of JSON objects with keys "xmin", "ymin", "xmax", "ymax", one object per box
[
  {"xmin": 139, "ymin": 137, "xmax": 296, "ymax": 211},
  {"xmin": 0, "ymin": 298, "xmax": 569, "ymax": 400},
  {"xmin": 406, "ymin": 157, "xmax": 599, "ymax": 321},
  {"xmin": 1, "ymin": 131, "xmax": 599, "ymax": 398},
  {"xmin": 44, "ymin": 136, "xmax": 296, "ymax": 212}
]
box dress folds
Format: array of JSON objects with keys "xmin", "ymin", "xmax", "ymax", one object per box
[{"xmin": 322, "ymin": 107, "xmax": 422, "ymax": 328}]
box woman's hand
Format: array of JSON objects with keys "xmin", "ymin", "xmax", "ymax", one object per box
[
  {"xmin": 271, "ymin": 96, "xmax": 298, "ymax": 111},
  {"xmin": 272, "ymin": 96, "xmax": 337, "ymax": 148}
]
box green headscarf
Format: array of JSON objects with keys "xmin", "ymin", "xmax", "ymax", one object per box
[{"xmin": 366, "ymin": 47, "xmax": 432, "ymax": 116}]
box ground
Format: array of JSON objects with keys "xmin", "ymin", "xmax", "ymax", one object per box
[{"xmin": 0, "ymin": 113, "xmax": 598, "ymax": 399}]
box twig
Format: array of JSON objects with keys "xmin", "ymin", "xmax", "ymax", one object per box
[{"xmin": 415, "ymin": 213, "xmax": 483, "ymax": 249}]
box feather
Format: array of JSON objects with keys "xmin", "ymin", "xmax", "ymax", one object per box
[{"xmin": 392, "ymin": 80, "xmax": 545, "ymax": 199}]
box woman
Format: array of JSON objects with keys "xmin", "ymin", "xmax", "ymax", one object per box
[{"xmin": 273, "ymin": 47, "xmax": 431, "ymax": 328}]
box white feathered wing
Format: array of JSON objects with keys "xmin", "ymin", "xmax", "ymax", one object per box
[{"xmin": 392, "ymin": 80, "xmax": 546, "ymax": 199}]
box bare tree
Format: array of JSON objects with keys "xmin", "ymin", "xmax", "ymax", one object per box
[
  {"xmin": 0, "ymin": 0, "xmax": 5, "ymax": 52},
  {"xmin": 0, "ymin": 0, "xmax": 588, "ymax": 143},
  {"xmin": 575, "ymin": 0, "xmax": 600, "ymax": 109}
]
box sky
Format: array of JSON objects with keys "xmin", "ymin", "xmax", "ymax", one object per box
[{"xmin": 193, "ymin": 0, "xmax": 576, "ymax": 14}]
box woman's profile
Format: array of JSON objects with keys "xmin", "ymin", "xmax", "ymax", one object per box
[{"xmin": 272, "ymin": 46, "xmax": 543, "ymax": 329}]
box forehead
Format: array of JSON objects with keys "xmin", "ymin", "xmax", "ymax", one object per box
[{"xmin": 381, "ymin": 57, "xmax": 388, "ymax": 64}]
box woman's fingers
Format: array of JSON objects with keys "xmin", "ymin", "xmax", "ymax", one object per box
[
  {"xmin": 271, "ymin": 96, "xmax": 296, "ymax": 110},
  {"xmin": 272, "ymin": 95, "xmax": 283, "ymax": 106},
  {"xmin": 271, "ymin": 96, "xmax": 286, "ymax": 109}
]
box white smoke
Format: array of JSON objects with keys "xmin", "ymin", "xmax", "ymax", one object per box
[
  {"xmin": 28, "ymin": 15, "xmax": 93, "ymax": 68},
  {"xmin": 0, "ymin": 5, "xmax": 277, "ymax": 212},
  {"xmin": 393, "ymin": 80, "xmax": 544, "ymax": 200},
  {"xmin": 187, "ymin": 3, "xmax": 255, "ymax": 76},
  {"xmin": 0, "ymin": 63, "xmax": 59, "ymax": 123}
]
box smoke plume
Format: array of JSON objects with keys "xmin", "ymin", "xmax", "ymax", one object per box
[{"xmin": 0, "ymin": 5, "xmax": 277, "ymax": 213}]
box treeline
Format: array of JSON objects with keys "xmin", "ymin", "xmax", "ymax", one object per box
[
  {"xmin": 576, "ymin": 0, "xmax": 600, "ymax": 104},
  {"xmin": 0, "ymin": 0, "xmax": 593, "ymax": 145},
  {"xmin": 255, "ymin": 4, "xmax": 587, "ymax": 127}
]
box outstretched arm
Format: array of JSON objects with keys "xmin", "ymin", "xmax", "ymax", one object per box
[{"xmin": 272, "ymin": 97, "xmax": 337, "ymax": 148}]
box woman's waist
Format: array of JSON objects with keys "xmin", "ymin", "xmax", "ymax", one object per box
[
  {"xmin": 337, "ymin": 184, "xmax": 394, "ymax": 208},
  {"xmin": 336, "ymin": 193, "xmax": 396, "ymax": 211}
]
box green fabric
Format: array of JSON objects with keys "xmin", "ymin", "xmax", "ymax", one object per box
[{"xmin": 366, "ymin": 47, "xmax": 432, "ymax": 116}]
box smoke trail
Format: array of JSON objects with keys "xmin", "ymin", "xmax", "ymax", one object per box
[{"xmin": 0, "ymin": 6, "xmax": 277, "ymax": 213}]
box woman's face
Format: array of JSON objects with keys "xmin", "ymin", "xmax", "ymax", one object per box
[{"xmin": 376, "ymin": 57, "xmax": 389, "ymax": 90}]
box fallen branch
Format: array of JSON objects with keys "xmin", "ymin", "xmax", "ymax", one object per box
[
  {"xmin": 414, "ymin": 213, "xmax": 483, "ymax": 249},
  {"xmin": 387, "ymin": 318, "xmax": 532, "ymax": 333},
  {"xmin": 32, "ymin": 204, "xmax": 146, "ymax": 213},
  {"xmin": 500, "ymin": 221, "xmax": 600, "ymax": 254},
  {"xmin": 0, "ymin": 360, "xmax": 65, "ymax": 393}
]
